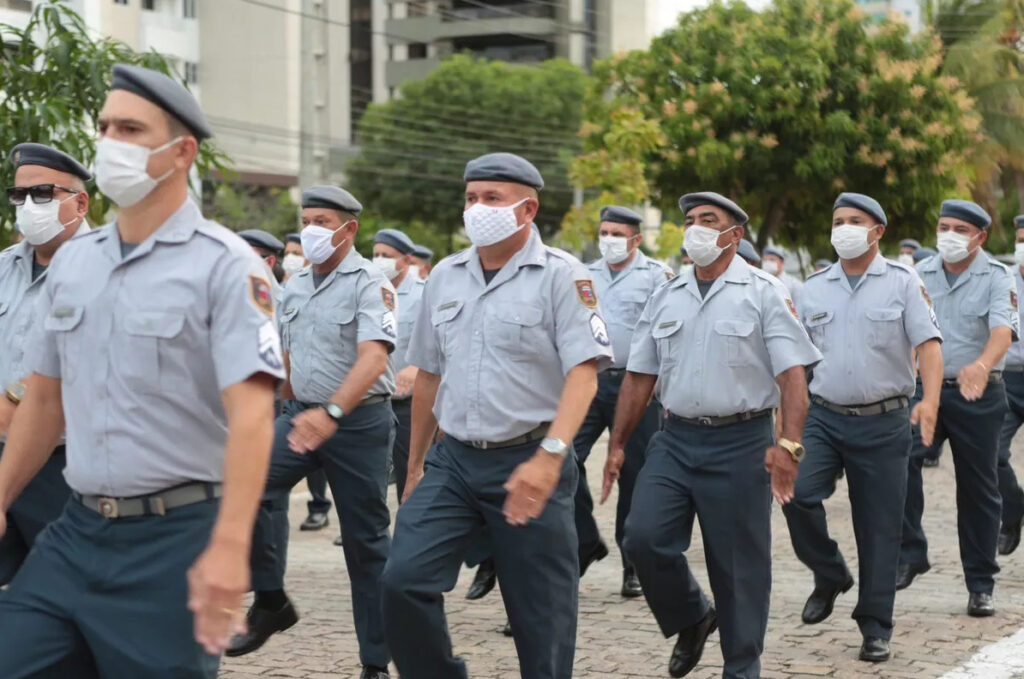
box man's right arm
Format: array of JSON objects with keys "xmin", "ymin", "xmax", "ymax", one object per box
[
  {"xmin": 403, "ymin": 369, "xmax": 440, "ymax": 502},
  {"xmin": 0, "ymin": 373, "xmax": 65, "ymax": 519}
]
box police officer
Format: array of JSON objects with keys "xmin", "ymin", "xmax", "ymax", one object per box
[
  {"xmin": 228, "ymin": 186, "xmax": 395, "ymax": 679},
  {"xmin": 0, "ymin": 64, "xmax": 284, "ymax": 678},
  {"xmin": 814, "ymin": 258, "xmax": 831, "ymax": 272},
  {"xmin": 737, "ymin": 239, "xmax": 761, "ymax": 267},
  {"xmin": 899, "ymin": 200, "xmax": 1017, "ymax": 619},
  {"xmin": 783, "ymin": 193, "xmax": 943, "ymax": 663},
  {"xmin": 282, "ymin": 232, "xmax": 306, "ymax": 280},
  {"xmin": 762, "ymin": 245, "xmax": 805, "ymax": 310},
  {"xmin": 372, "ymin": 227, "xmax": 425, "ymax": 502},
  {"xmin": 380, "ymin": 152, "xmax": 613, "ymax": 679},
  {"xmin": 410, "ymin": 243, "xmax": 433, "ymax": 280},
  {"xmin": 0, "ymin": 143, "xmax": 91, "ymax": 585},
  {"xmin": 573, "ymin": 204, "xmax": 670, "ymax": 597},
  {"xmin": 996, "ymin": 214, "xmax": 1024, "ymax": 555},
  {"xmin": 898, "ymin": 238, "xmax": 922, "ymax": 266},
  {"xmin": 610, "ymin": 192, "xmax": 821, "ymax": 679},
  {"xmin": 238, "ymin": 229, "xmax": 285, "ymax": 287}
]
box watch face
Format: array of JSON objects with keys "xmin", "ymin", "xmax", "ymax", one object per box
[{"xmin": 325, "ymin": 404, "xmax": 343, "ymax": 419}]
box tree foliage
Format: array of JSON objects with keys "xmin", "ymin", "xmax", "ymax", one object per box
[
  {"xmin": 0, "ymin": 1, "xmax": 229, "ymax": 248},
  {"xmin": 573, "ymin": 0, "xmax": 980, "ymax": 257},
  {"xmin": 346, "ymin": 55, "xmax": 588, "ymax": 253}
]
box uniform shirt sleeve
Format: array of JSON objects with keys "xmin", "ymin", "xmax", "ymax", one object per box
[
  {"xmin": 25, "ymin": 276, "xmax": 61, "ymax": 379},
  {"xmin": 355, "ymin": 271, "xmax": 398, "ymax": 352},
  {"xmin": 209, "ymin": 250, "xmax": 286, "ymax": 390},
  {"xmin": 551, "ymin": 260, "xmax": 614, "ymax": 375},
  {"xmin": 902, "ymin": 268, "xmax": 943, "ymax": 348},
  {"xmin": 760, "ymin": 279, "xmax": 822, "ymax": 376},
  {"xmin": 626, "ymin": 297, "xmax": 659, "ymax": 374},
  {"xmin": 406, "ymin": 276, "xmax": 442, "ymax": 373},
  {"xmin": 989, "ymin": 265, "xmax": 1020, "ymax": 341}
]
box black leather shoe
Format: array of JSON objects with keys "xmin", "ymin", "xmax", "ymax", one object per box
[
  {"xmin": 922, "ymin": 457, "xmax": 940, "ymax": 468},
  {"xmin": 502, "ymin": 620, "xmax": 512, "ymax": 637},
  {"xmin": 801, "ymin": 576, "xmax": 854, "ymax": 624},
  {"xmin": 225, "ymin": 600, "xmax": 299, "ymax": 657},
  {"xmin": 333, "ymin": 534, "xmax": 344, "ymax": 547},
  {"xmin": 968, "ymin": 592, "xmax": 995, "ymax": 617},
  {"xmin": 999, "ymin": 518, "xmax": 1022, "ymax": 556},
  {"xmin": 895, "ymin": 561, "xmax": 930, "ymax": 591},
  {"xmin": 300, "ymin": 511, "xmax": 329, "ymax": 531},
  {"xmin": 669, "ymin": 608, "xmax": 717, "ymax": 678},
  {"xmin": 621, "ymin": 566, "xmax": 643, "ymax": 598},
  {"xmin": 466, "ymin": 559, "xmax": 497, "ymax": 600},
  {"xmin": 360, "ymin": 667, "xmax": 389, "ymax": 679},
  {"xmin": 579, "ymin": 539, "xmax": 609, "ymax": 577},
  {"xmin": 859, "ymin": 636, "xmax": 890, "ymax": 662}
]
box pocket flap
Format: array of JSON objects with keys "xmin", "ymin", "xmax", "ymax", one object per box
[
  {"xmin": 805, "ymin": 310, "xmax": 834, "ymax": 327},
  {"xmin": 281, "ymin": 306, "xmax": 300, "ymax": 323},
  {"xmin": 714, "ymin": 319, "xmax": 756, "ymax": 337},
  {"xmin": 652, "ymin": 318, "xmax": 683, "ymax": 339},
  {"xmin": 622, "ymin": 291, "xmax": 650, "ymax": 304},
  {"xmin": 866, "ymin": 308, "xmax": 902, "ymax": 322},
  {"xmin": 124, "ymin": 311, "xmax": 185, "ymax": 339},
  {"xmin": 498, "ymin": 304, "xmax": 543, "ymax": 327},
  {"xmin": 328, "ymin": 307, "xmax": 357, "ymax": 325},
  {"xmin": 44, "ymin": 305, "xmax": 84, "ymax": 332},
  {"xmin": 431, "ymin": 300, "xmax": 464, "ymax": 325}
]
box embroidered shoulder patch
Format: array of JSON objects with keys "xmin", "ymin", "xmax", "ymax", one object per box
[
  {"xmin": 249, "ymin": 276, "xmax": 274, "ymax": 316},
  {"xmin": 381, "ymin": 287, "xmax": 395, "ymax": 311},
  {"xmin": 1012, "ymin": 289, "xmax": 1018, "ymax": 310},
  {"xmin": 785, "ymin": 298, "xmax": 798, "ymax": 319},
  {"xmin": 589, "ymin": 313, "xmax": 610, "ymax": 346},
  {"xmin": 575, "ymin": 279, "xmax": 598, "ymax": 309},
  {"xmin": 665, "ymin": 270, "xmax": 675, "ymax": 281},
  {"xmin": 920, "ymin": 285, "xmax": 933, "ymax": 307}
]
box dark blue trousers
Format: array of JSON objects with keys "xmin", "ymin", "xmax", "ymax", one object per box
[
  {"xmin": 381, "ymin": 435, "xmax": 579, "ymax": 679},
  {"xmin": 0, "ymin": 498, "xmax": 220, "ymax": 678},
  {"xmin": 0, "ymin": 444, "xmax": 70, "ymax": 586},
  {"xmin": 623, "ymin": 416, "xmax": 772, "ymax": 679},
  {"xmin": 391, "ymin": 397, "xmax": 413, "ymax": 504},
  {"xmin": 902, "ymin": 381, "xmax": 1005, "ymax": 593},
  {"xmin": 573, "ymin": 370, "xmax": 661, "ymax": 566},
  {"xmin": 250, "ymin": 399, "xmax": 393, "ymax": 668},
  {"xmin": 783, "ymin": 404, "xmax": 910, "ymax": 639},
  {"xmin": 305, "ymin": 470, "xmax": 331, "ymax": 515},
  {"xmin": 997, "ymin": 371, "xmax": 1024, "ymax": 528}
]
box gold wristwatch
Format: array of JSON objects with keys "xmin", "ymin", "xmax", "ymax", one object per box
[
  {"xmin": 5, "ymin": 381, "xmax": 26, "ymax": 405},
  {"xmin": 778, "ymin": 438, "xmax": 805, "ymax": 463}
]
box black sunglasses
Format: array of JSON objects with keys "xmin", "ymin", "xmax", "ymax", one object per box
[{"xmin": 6, "ymin": 184, "xmax": 80, "ymax": 206}]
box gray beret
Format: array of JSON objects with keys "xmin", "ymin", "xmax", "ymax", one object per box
[
  {"xmin": 411, "ymin": 244, "xmax": 434, "ymax": 261},
  {"xmin": 600, "ymin": 205, "xmax": 643, "ymax": 227},
  {"xmin": 111, "ymin": 64, "xmax": 211, "ymax": 141},
  {"xmin": 237, "ymin": 229, "xmax": 284, "ymax": 253},
  {"xmin": 815, "ymin": 258, "xmax": 832, "ymax": 269},
  {"xmin": 913, "ymin": 246, "xmax": 937, "ymax": 263},
  {"xmin": 463, "ymin": 152, "xmax": 544, "ymax": 190},
  {"xmin": 834, "ymin": 192, "xmax": 887, "ymax": 226},
  {"xmin": 899, "ymin": 239, "xmax": 921, "ymax": 250},
  {"xmin": 737, "ymin": 239, "xmax": 761, "ymax": 264},
  {"xmin": 940, "ymin": 199, "xmax": 991, "ymax": 229},
  {"xmin": 678, "ymin": 192, "xmax": 749, "ymax": 225},
  {"xmin": 763, "ymin": 246, "xmax": 786, "ymax": 260},
  {"xmin": 1014, "ymin": 215, "xmax": 1024, "ymax": 229},
  {"xmin": 285, "ymin": 232, "xmax": 301, "ymax": 244},
  {"xmin": 374, "ymin": 228, "xmax": 415, "ymax": 255},
  {"xmin": 301, "ymin": 185, "xmax": 363, "ymax": 215},
  {"xmin": 10, "ymin": 143, "xmax": 91, "ymax": 181}
]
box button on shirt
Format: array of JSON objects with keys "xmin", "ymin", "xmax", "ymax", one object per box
[
  {"xmin": 27, "ymin": 200, "xmax": 285, "ymax": 496},
  {"xmin": 281, "ymin": 248, "xmax": 397, "ymax": 404},
  {"xmin": 394, "ymin": 271, "xmax": 426, "ymax": 377},
  {"xmin": 801, "ymin": 254, "xmax": 942, "ymax": 405},
  {"xmin": 588, "ymin": 251, "xmax": 672, "ymax": 367},
  {"xmin": 407, "ymin": 230, "xmax": 613, "ymax": 443},
  {"xmin": 1006, "ymin": 267, "xmax": 1024, "ymax": 369},
  {"xmin": 628, "ymin": 254, "xmax": 822, "ymax": 417},
  {"xmin": 917, "ymin": 253, "xmax": 1019, "ymax": 378}
]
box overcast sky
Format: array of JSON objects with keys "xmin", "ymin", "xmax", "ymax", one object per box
[{"xmin": 655, "ymin": 0, "xmax": 770, "ymax": 33}]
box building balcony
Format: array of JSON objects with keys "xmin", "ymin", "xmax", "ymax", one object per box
[{"xmin": 384, "ymin": 12, "xmax": 558, "ymax": 44}]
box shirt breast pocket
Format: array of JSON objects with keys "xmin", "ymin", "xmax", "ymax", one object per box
[
  {"xmin": 329, "ymin": 306, "xmax": 358, "ymax": 346},
  {"xmin": 122, "ymin": 311, "xmax": 187, "ymax": 395},
  {"xmin": 651, "ymin": 318, "xmax": 683, "ymax": 365},
  {"xmin": 491, "ymin": 304, "xmax": 544, "ymax": 362},
  {"xmin": 280, "ymin": 306, "xmax": 300, "ymax": 350},
  {"xmin": 43, "ymin": 305, "xmax": 85, "ymax": 385},
  {"xmin": 713, "ymin": 319, "xmax": 758, "ymax": 367},
  {"xmin": 804, "ymin": 310, "xmax": 834, "ymax": 352},
  {"xmin": 865, "ymin": 307, "xmax": 903, "ymax": 349},
  {"xmin": 616, "ymin": 291, "xmax": 649, "ymax": 327},
  {"xmin": 431, "ymin": 301, "xmax": 464, "ymax": 358}
]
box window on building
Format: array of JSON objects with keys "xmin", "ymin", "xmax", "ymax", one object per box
[
  {"xmin": 142, "ymin": 0, "xmax": 155, "ymax": 9},
  {"xmin": 183, "ymin": 0, "xmax": 196, "ymax": 18},
  {"xmin": 408, "ymin": 1, "xmax": 428, "ymax": 17},
  {"xmin": 408, "ymin": 42, "xmax": 427, "ymax": 59},
  {"xmin": 113, "ymin": 0, "xmax": 128, "ymax": 5},
  {"xmin": 184, "ymin": 61, "xmax": 199, "ymax": 84}
]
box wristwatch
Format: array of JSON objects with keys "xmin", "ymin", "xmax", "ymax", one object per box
[
  {"xmin": 778, "ymin": 438, "xmax": 806, "ymax": 463},
  {"xmin": 5, "ymin": 381, "xmax": 26, "ymax": 405},
  {"xmin": 323, "ymin": 402, "xmax": 345, "ymax": 424},
  {"xmin": 539, "ymin": 437, "xmax": 569, "ymax": 458}
]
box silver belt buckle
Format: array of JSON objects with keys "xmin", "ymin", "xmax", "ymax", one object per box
[
  {"xmin": 847, "ymin": 407, "xmax": 860, "ymax": 416},
  {"xmin": 698, "ymin": 417, "xmax": 713, "ymax": 426},
  {"xmin": 471, "ymin": 440, "xmax": 489, "ymax": 450},
  {"xmin": 97, "ymin": 497, "xmax": 119, "ymax": 519}
]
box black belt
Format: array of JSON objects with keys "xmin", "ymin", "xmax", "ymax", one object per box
[
  {"xmin": 73, "ymin": 482, "xmax": 221, "ymax": 519},
  {"xmin": 943, "ymin": 372, "xmax": 1003, "ymax": 388},
  {"xmin": 811, "ymin": 395, "xmax": 908, "ymax": 417},
  {"xmin": 1005, "ymin": 366, "xmax": 1024, "ymax": 373},
  {"xmin": 666, "ymin": 409, "xmax": 772, "ymax": 428},
  {"xmin": 298, "ymin": 394, "xmax": 390, "ymax": 410},
  {"xmin": 460, "ymin": 422, "xmax": 550, "ymax": 450}
]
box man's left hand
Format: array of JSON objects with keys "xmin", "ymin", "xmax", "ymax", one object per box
[
  {"xmin": 503, "ymin": 451, "xmax": 562, "ymax": 526},
  {"xmin": 958, "ymin": 361, "xmax": 989, "ymax": 402},
  {"xmin": 765, "ymin": 445, "xmax": 798, "ymax": 505},
  {"xmin": 395, "ymin": 366, "xmax": 418, "ymax": 399},
  {"xmin": 287, "ymin": 408, "xmax": 338, "ymax": 453},
  {"xmin": 188, "ymin": 539, "xmax": 249, "ymax": 655}
]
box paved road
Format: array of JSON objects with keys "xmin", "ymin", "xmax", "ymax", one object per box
[{"xmin": 222, "ymin": 435, "xmax": 1024, "ymax": 678}]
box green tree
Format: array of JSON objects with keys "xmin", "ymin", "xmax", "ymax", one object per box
[
  {"xmin": 575, "ymin": 0, "xmax": 979, "ymax": 258},
  {"xmin": 0, "ymin": 1, "xmax": 228, "ymax": 248},
  {"xmin": 346, "ymin": 55, "xmax": 588, "ymax": 252},
  {"xmin": 201, "ymin": 181, "xmax": 299, "ymax": 239}
]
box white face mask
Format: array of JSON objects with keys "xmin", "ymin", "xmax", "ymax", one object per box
[
  {"xmin": 683, "ymin": 224, "xmax": 737, "ymax": 267},
  {"xmin": 830, "ymin": 224, "xmax": 878, "ymax": 260},
  {"xmin": 94, "ymin": 136, "xmax": 182, "ymax": 207},
  {"xmin": 16, "ymin": 194, "xmax": 77, "ymax": 245},
  {"xmin": 463, "ymin": 198, "xmax": 528, "ymax": 247},
  {"xmin": 301, "ymin": 222, "xmax": 350, "ymax": 265},
  {"xmin": 408, "ymin": 264, "xmax": 422, "ymax": 280},
  {"xmin": 598, "ymin": 235, "xmax": 633, "ymax": 264},
  {"xmin": 373, "ymin": 255, "xmax": 400, "ymax": 281},
  {"xmin": 282, "ymin": 253, "xmax": 305, "ymax": 275},
  {"xmin": 937, "ymin": 231, "xmax": 977, "ymax": 263},
  {"xmin": 1014, "ymin": 243, "xmax": 1024, "ymax": 268},
  {"xmin": 898, "ymin": 253, "xmax": 915, "ymax": 266},
  {"xmin": 761, "ymin": 259, "xmax": 782, "ymax": 275}
]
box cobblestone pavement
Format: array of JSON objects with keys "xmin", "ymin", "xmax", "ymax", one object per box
[{"xmin": 222, "ymin": 435, "xmax": 1024, "ymax": 678}]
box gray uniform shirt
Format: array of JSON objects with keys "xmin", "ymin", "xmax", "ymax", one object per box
[
  {"xmin": 407, "ymin": 230, "xmax": 613, "ymax": 443},
  {"xmin": 917, "ymin": 253, "xmax": 1019, "ymax": 378},
  {"xmin": 587, "ymin": 251, "xmax": 673, "ymax": 368},
  {"xmin": 27, "ymin": 200, "xmax": 285, "ymax": 496},
  {"xmin": 394, "ymin": 271, "xmax": 426, "ymax": 378},
  {"xmin": 281, "ymin": 248, "xmax": 397, "ymax": 404},
  {"xmin": 802, "ymin": 254, "xmax": 942, "ymax": 405},
  {"xmin": 628, "ymin": 254, "xmax": 822, "ymax": 417},
  {"xmin": 1006, "ymin": 267, "xmax": 1024, "ymax": 369}
]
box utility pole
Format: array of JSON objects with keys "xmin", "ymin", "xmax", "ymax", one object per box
[{"xmin": 299, "ymin": 0, "xmax": 331, "ymax": 188}]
